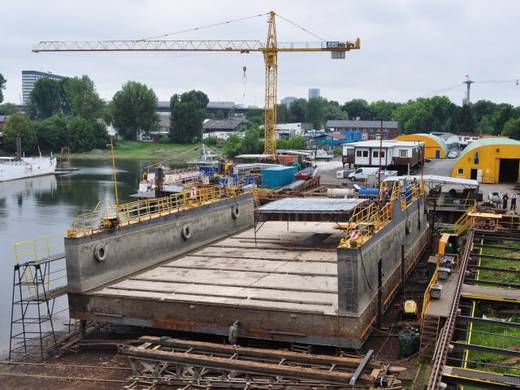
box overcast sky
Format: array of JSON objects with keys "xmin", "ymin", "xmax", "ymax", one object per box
[{"xmin": 1, "ymin": 0, "xmax": 519, "ymax": 106}]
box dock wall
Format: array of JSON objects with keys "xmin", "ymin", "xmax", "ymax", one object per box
[
  {"xmin": 65, "ymin": 193, "xmax": 254, "ymax": 293},
  {"xmin": 337, "ymin": 196, "xmax": 428, "ymax": 318}
]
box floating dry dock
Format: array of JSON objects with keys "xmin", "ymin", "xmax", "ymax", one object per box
[{"xmin": 65, "ymin": 184, "xmax": 428, "ymax": 348}]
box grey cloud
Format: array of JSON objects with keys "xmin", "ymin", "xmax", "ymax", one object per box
[{"xmin": 1, "ymin": 0, "xmax": 519, "ymax": 105}]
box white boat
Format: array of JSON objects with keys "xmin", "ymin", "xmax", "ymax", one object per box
[
  {"xmin": 0, "ymin": 156, "xmax": 57, "ymax": 182},
  {"xmin": 186, "ymin": 144, "xmax": 220, "ymax": 168},
  {"xmin": 137, "ymin": 167, "xmax": 205, "ymax": 195}
]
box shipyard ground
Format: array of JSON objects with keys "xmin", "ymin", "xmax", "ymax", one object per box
[{"xmin": 0, "ymin": 254, "xmax": 433, "ymax": 389}]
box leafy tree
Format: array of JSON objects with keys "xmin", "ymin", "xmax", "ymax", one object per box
[
  {"xmin": 306, "ymin": 97, "xmax": 325, "ymax": 129},
  {"xmin": 343, "ymin": 99, "xmax": 372, "ymax": 120},
  {"xmin": 36, "ymin": 115, "xmax": 108, "ymax": 152},
  {"xmin": 222, "ymin": 134, "xmax": 242, "ymax": 157},
  {"xmin": 495, "ymin": 105, "xmax": 513, "ymax": 134},
  {"xmin": 450, "ymin": 105, "xmax": 476, "ymax": 133},
  {"xmin": 3, "ymin": 113, "xmax": 37, "ymax": 152},
  {"xmin": 111, "ymin": 81, "xmax": 159, "ymax": 140},
  {"xmin": 246, "ymin": 108, "xmax": 264, "ymax": 125},
  {"xmin": 62, "ymin": 76, "xmax": 104, "ymax": 121},
  {"xmin": 240, "ymin": 127, "xmax": 263, "ymax": 154},
  {"xmin": 392, "ymin": 97, "xmax": 455, "ymax": 133},
  {"xmin": 288, "ymin": 98, "xmax": 307, "ymax": 122},
  {"xmin": 277, "ymin": 104, "xmax": 289, "ymax": 123},
  {"xmin": 170, "ymin": 90, "xmax": 208, "ymax": 143},
  {"xmin": 502, "ymin": 118, "xmax": 520, "ymax": 140},
  {"xmin": 28, "ymin": 78, "xmax": 67, "ymax": 119},
  {"xmin": 0, "ymin": 73, "xmax": 6, "ymax": 103},
  {"xmin": 472, "ymin": 100, "xmax": 498, "ymax": 124},
  {"xmin": 369, "ymin": 100, "xmax": 400, "ymax": 121},
  {"xmin": 222, "ymin": 127, "xmax": 263, "ymax": 157},
  {"xmin": 36, "ymin": 115, "xmax": 68, "ymax": 151},
  {"xmin": 323, "ymin": 100, "xmax": 347, "ymax": 121},
  {"xmin": 0, "ymin": 103, "xmax": 19, "ymax": 115}
]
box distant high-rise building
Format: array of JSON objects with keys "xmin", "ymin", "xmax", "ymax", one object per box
[
  {"xmin": 22, "ymin": 70, "xmax": 66, "ymax": 105},
  {"xmin": 308, "ymin": 88, "xmax": 320, "ymax": 99},
  {"xmin": 281, "ymin": 96, "xmax": 297, "ymax": 107}
]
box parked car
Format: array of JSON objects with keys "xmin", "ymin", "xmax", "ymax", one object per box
[
  {"xmin": 447, "ymin": 150, "xmax": 459, "ymax": 159},
  {"xmin": 487, "ymin": 191, "xmax": 503, "ymax": 204}
]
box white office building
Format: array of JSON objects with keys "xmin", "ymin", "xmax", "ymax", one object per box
[{"xmin": 22, "ymin": 70, "xmax": 66, "ymax": 105}]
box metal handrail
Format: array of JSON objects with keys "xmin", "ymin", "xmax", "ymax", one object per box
[
  {"xmin": 339, "ymin": 180, "xmax": 424, "ymax": 248},
  {"xmin": 69, "ymin": 185, "xmax": 247, "ymax": 238},
  {"xmin": 427, "ymin": 230, "xmax": 474, "ymax": 389}
]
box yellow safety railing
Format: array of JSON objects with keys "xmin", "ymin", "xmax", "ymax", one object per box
[
  {"xmin": 13, "ymin": 233, "xmax": 66, "ymax": 296},
  {"xmin": 453, "ymin": 206, "xmax": 476, "ymax": 235},
  {"xmin": 339, "ymin": 179, "xmax": 424, "ymax": 248},
  {"xmin": 422, "ymin": 267, "xmax": 439, "ymax": 318},
  {"xmin": 69, "ymin": 185, "xmax": 248, "ymax": 238}
]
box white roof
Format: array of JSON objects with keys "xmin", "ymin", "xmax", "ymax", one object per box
[
  {"xmin": 346, "ymin": 140, "xmax": 424, "ymax": 148},
  {"xmin": 277, "ymin": 149, "xmax": 313, "ymax": 156},
  {"xmin": 384, "ymin": 175, "xmax": 479, "ymax": 188}
]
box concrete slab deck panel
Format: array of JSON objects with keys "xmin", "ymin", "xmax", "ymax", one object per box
[{"xmin": 93, "ymin": 222, "xmax": 341, "ymax": 316}]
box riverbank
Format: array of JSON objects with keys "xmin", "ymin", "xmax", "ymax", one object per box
[{"xmin": 70, "ymin": 141, "xmax": 216, "ymax": 162}]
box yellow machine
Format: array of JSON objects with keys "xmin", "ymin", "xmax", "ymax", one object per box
[
  {"xmin": 33, "ymin": 11, "xmax": 360, "ymax": 159},
  {"xmin": 402, "ymin": 299, "xmax": 418, "ymax": 320}
]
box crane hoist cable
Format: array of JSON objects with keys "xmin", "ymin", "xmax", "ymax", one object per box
[{"xmin": 139, "ymin": 13, "xmax": 267, "ymax": 41}]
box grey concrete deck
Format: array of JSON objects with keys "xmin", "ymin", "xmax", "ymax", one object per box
[{"xmin": 93, "ymin": 222, "xmax": 342, "ymax": 315}]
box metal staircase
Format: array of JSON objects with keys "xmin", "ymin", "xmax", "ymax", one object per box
[
  {"xmin": 8, "ymin": 234, "xmax": 68, "ymax": 360},
  {"xmin": 419, "ymin": 316, "xmax": 441, "ymax": 358}
]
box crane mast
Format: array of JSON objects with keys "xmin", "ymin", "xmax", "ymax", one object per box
[
  {"xmin": 264, "ymin": 11, "xmax": 278, "ymax": 157},
  {"xmin": 33, "ymin": 11, "xmax": 360, "ymax": 158}
]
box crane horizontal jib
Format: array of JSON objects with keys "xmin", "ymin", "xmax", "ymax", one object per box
[{"xmin": 33, "ymin": 40, "xmax": 358, "ymax": 53}]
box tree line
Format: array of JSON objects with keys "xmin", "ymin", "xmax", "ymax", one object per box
[
  {"xmin": 276, "ymin": 96, "xmax": 520, "ymax": 139},
  {"xmin": 0, "ymin": 74, "xmax": 109, "ymax": 153},
  {"xmin": 1, "ymin": 70, "xmax": 520, "ymax": 156}
]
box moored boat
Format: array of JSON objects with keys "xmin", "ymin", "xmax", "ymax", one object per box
[{"xmin": 0, "ymin": 156, "xmax": 57, "ymax": 182}]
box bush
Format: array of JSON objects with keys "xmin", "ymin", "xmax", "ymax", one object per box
[
  {"xmin": 203, "ymin": 136, "xmax": 218, "ymax": 146},
  {"xmin": 277, "ymin": 135, "xmax": 306, "ymax": 150},
  {"xmin": 223, "ymin": 134, "xmax": 242, "ymax": 157},
  {"xmin": 222, "ymin": 127, "xmax": 264, "ymax": 157}
]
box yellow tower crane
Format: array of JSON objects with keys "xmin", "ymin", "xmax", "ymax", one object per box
[{"xmin": 33, "ymin": 11, "xmax": 360, "ymax": 158}]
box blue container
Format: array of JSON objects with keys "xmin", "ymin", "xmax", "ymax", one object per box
[
  {"xmin": 200, "ymin": 166, "xmax": 218, "ymax": 177},
  {"xmin": 261, "ymin": 166, "xmax": 297, "ymax": 189},
  {"xmin": 243, "ymin": 175, "xmax": 257, "ymax": 186},
  {"xmin": 358, "ymin": 187, "xmax": 379, "ymax": 198}
]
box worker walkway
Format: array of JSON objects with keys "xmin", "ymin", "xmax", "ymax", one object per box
[
  {"xmin": 461, "ymin": 284, "xmax": 520, "ymax": 304},
  {"xmin": 443, "ymin": 366, "xmax": 520, "ymax": 388},
  {"xmin": 425, "ymin": 270, "xmax": 460, "ymax": 318},
  {"xmin": 426, "ymin": 281, "xmax": 520, "ymax": 319}
]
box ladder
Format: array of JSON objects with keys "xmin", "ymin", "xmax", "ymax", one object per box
[{"xmin": 419, "ymin": 315, "xmax": 441, "ymax": 358}]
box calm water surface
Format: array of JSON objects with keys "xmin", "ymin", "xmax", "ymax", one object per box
[{"xmin": 0, "ymin": 159, "xmax": 153, "ymax": 352}]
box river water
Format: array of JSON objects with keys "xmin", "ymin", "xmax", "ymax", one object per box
[{"xmin": 0, "ymin": 159, "xmax": 152, "ymax": 353}]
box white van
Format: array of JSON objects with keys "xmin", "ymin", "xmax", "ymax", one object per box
[{"xmin": 348, "ymin": 167, "xmax": 380, "ymax": 181}]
